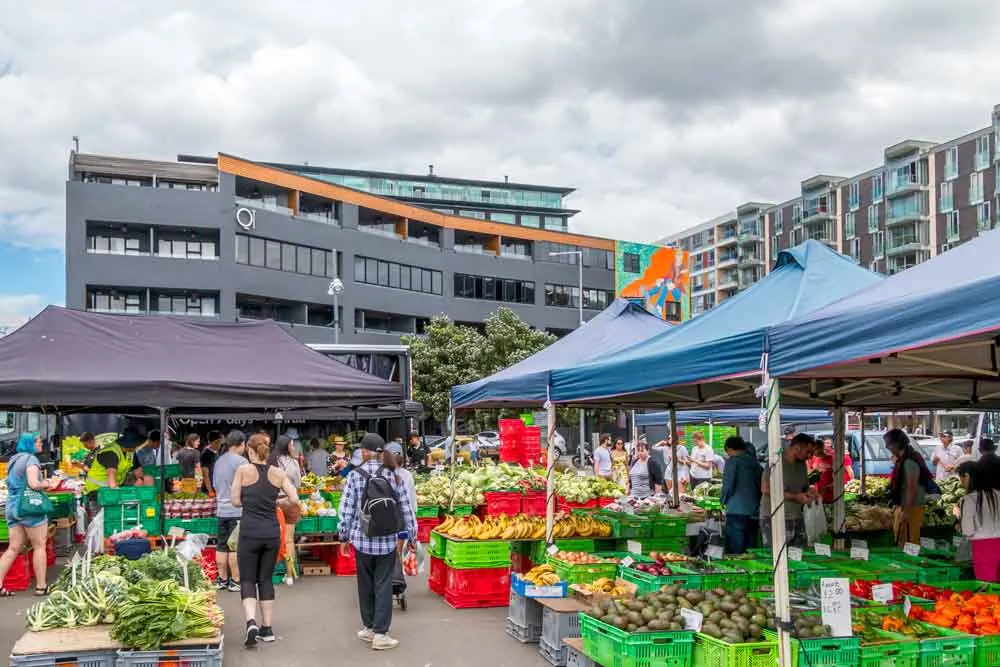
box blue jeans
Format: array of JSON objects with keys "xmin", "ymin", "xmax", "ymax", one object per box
[{"xmin": 724, "ymin": 514, "xmax": 757, "ymax": 555}]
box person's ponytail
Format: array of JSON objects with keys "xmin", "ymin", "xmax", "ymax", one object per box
[{"xmin": 247, "ymin": 433, "xmax": 271, "ymax": 462}]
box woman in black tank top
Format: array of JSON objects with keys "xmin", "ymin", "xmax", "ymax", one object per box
[{"xmin": 231, "ymin": 434, "xmax": 300, "ymax": 648}]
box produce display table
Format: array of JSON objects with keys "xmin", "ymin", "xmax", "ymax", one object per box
[{"xmin": 10, "ymin": 626, "xmax": 223, "ymax": 667}]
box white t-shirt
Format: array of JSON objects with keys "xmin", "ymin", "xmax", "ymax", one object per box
[
  {"xmin": 961, "ymin": 491, "xmax": 1000, "ymax": 540},
  {"xmin": 690, "ymin": 444, "xmax": 715, "ymax": 480},
  {"xmin": 662, "ymin": 445, "xmax": 689, "ymax": 481},
  {"xmin": 932, "ymin": 443, "xmax": 966, "ymax": 481},
  {"xmin": 594, "ymin": 446, "xmax": 613, "ymax": 476}
]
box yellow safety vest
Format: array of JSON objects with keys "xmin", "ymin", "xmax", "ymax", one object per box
[{"xmin": 84, "ymin": 443, "xmax": 133, "ymax": 494}]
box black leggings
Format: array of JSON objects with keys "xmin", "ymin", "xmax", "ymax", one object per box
[{"xmin": 238, "ymin": 535, "xmax": 280, "ymax": 601}]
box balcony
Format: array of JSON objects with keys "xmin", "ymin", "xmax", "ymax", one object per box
[
  {"xmin": 717, "ymin": 253, "xmax": 738, "ymax": 268},
  {"xmin": 235, "ymin": 196, "xmax": 294, "ymax": 217},
  {"xmin": 885, "ymin": 208, "xmax": 930, "ymax": 227},
  {"xmin": 802, "ymin": 209, "xmax": 833, "ymax": 225},
  {"xmin": 717, "ymin": 272, "xmax": 739, "ymax": 290},
  {"xmin": 716, "ymin": 229, "xmax": 738, "ymax": 247},
  {"xmin": 738, "ymin": 254, "xmax": 764, "ymax": 268}
]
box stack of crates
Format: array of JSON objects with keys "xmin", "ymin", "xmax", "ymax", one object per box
[
  {"xmin": 98, "ymin": 486, "xmax": 159, "ymax": 537},
  {"xmin": 539, "ymin": 601, "xmax": 582, "ymax": 666},
  {"xmin": 442, "ymin": 537, "xmax": 511, "ymax": 608},
  {"xmin": 506, "ymin": 587, "xmax": 543, "ymax": 644},
  {"xmin": 498, "ymin": 420, "xmax": 542, "ymax": 467}
]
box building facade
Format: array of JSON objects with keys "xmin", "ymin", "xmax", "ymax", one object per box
[
  {"xmin": 661, "ymin": 103, "xmax": 1000, "ymax": 316},
  {"xmin": 66, "ymin": 153, "xmax": 686, "ymax": 344}
]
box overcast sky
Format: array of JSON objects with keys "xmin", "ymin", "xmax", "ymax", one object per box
[{"xmin": 2, "ymin": 0, "xmax": 1000, "ymax": 327}]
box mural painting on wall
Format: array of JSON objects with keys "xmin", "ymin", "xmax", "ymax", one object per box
[{"xmin": 615, "ymin": 242, "xmax": 690, "ymax": 322}]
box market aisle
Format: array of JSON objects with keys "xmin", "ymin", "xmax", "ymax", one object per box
[{"xmin": 1, "ymin": 571, "xmax": 549, "ymax": 667}]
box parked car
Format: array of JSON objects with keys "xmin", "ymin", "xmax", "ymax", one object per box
[{"xmin": 812, "ymin": 430, "xmax": 947, "ymax": 478}]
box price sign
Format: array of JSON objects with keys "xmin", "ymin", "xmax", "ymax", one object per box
[
  {"xmin": 576, "ymin": 470, "xmax": 587, "ymax": 477},
  {"xmin": 871, "ymin": 583, "xmax": 894, "ymax": 604},
  {"xmin": 546, "ymin": 544, "xmax": 559, "ymax": 556},
  {"xmin": 815, "ymin": 543, "xmax": 832, "ymax": 557},
  {"xmin": 434, "ymin": 464, "xmax": 445, "ymax": 474},
  {"xmin": 851, "ymin": 538, "xmax": 868, "ymax": 550},
  {"xmin": 788, "ymin": 546, "xmax": 803, "ymax": 562},
  {"xmin": 904, "ymin": 596, "xmax": 913, "ymax": 618},
  {"xmin": 820, "ymin": 578, "xmax": 852, "ymax": 637},
  {"xmin": 167, "ymin": 526, "xmax": 186, "ymax": 539},
  {"xmin": 920, "ymin": 537, "xmax": 936, "ymax": 550},
  {"xmin": 850, "ymin": 547, "xmax": 869, "ymax": 561},
  {"xmin": 705, "ymin": 545, "xmax": 724, "ymax": 560},
  {"xmin": 621, "ymin": 556, "xmax": 635, "ymax": 568},
  {"xmin": 903, "ymin": 543, "xmax": 921, "ymax": 557},
  {"xmin": 680, "ymin": 608, "xmax": 704, "ymax": 632},
  {"xmin": 626, "ymin": 540, "xmax": 643, "ymax": 555}
]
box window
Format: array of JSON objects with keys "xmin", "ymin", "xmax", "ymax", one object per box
[
  {"xmin": 544, "ymin": 216, "xmax": 567, "ymax": 231},
  {"xmin": 453, "ymin": 273, "xmax": 534, "ymax": 304},
  {"xmin": 979, "ymin": 201, "xmax": 993, "ymax": 231},
  {"xmin": 458, "ymin": 210, "xmax": 486, "ymax": 220},
  {"xmin": 520, "ymin": 215, "xmax": 541, "ymax": 228},
  {"xmin": 771, "ymin": 235, "xmax": 781, "ymax": 258},
  {"xmin": 848, "ymin": 181, "xmax": 860, "ymax": 211},
  {"xmin": 792, "ymin": 203, "xmax": 802, "ymax": 225},
  {"xmin": 623, "ymin": 252, "xmax": 641, "ymax": 273},
  {"xmin": 773, "ymin": 209, "xmax": 783, "ymax": 235},
  {"xmin": 86, "ymin": 288, "xmax": 145, "ymax": 314},
  {"xmin": 489, "ymin": 212, "xmax": 516, "ymax": 224},
  {"xmin": 153, "ymin": 292, "xmax": 218, "ymax": 316},
  {"xmin": 871, "ymin": 231, "xmax": 885, "ymax": 259},
  {"xmin": 354, "ymin": 256, "xmax": 442, "ymax": 295},
  {"xmin": 867, "ymin": 204, "xmax": 880, "ymax": 232},
  {"xmin": 87, "ymin": 231, "xmax": 148, "ymax": 256},
  {"xmin": 944, "ymin": 146, "xmax": 959, "ymax": 180},
  {"xmin": 845, "ymin": 212, "xmax": 856, "ymax": 239},
  {"xmin": 544, "ymin": 283, "xmax": 613, "ymax": 310},
  {"xmin": 976, "ymin": 135, "xmax": 991, "ymax": 171},
  {"xmin": 235, "ymin": 234, "xmax": 337, "ymax": 278},
  {"xmin": 847, "ymin": 238, "xmax": 861, "ymax": 262},
  {"xmin": 946, "ymin": 211, "xmax": 960, "ymax": 241},
  {"xmin": 970, "ymin": 172, "xmax": 985, "ymax": 204},
  {"xmin": 871, "ymin": 173, "xmax": 884, "ymax": 203},
  {"xmin": 939, "ymin": 181, "xmax": 954, "ymax": 212}
]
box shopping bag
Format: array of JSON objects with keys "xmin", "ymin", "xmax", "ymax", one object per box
[
  {"xmin": 402, "ymin": 541, "xmax": 419, "ymax": 577},
  {"xmin": 86, "ymin": 509, "xmax": 105, "ymax": 554},
  {"xmin": 227, "ymin": 522, "xmax": 240, "ymax": 552},
  {"xmin": 803, "ymin": 500, "xmax": 828, "ymax": 545}
]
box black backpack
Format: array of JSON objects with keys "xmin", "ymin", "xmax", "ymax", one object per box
[{"xmin": 356, "ymin": 466, "xmax": 404, "ymax": 537}]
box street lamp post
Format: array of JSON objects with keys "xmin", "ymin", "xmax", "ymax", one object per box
[
  {"xmin": 548, "ymin": 250, "xmax": 586, "ymax": 467},
  {"xmin": 327, "ymin": 278, "xmax": 344, "ymax": 344}
]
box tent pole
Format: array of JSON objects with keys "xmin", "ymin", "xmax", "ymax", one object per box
[
  {"xmin": 399, "ymin": 402, "xmax": 407, "ymax": 468},
  {"xmin": 669, "ymin": 405, "xmax": 679, "ymax": 507},
  {"xmin": 766, "ymin": 379, "xmax": 792, "ymax": 667},
  {"xmin": 447, "ymin": 405, "xmax": 457, "ymax": 512},
  {"xmin": 832, "ymin": 407, "xmax": 846, "ymax": 551},
  {"xmin": 545, "ymin": 399, "xmax": 557, "ymax": 544},
  {"xmin": 630, "ymin": 409, "xmax": 638, "ymax": 448},
  {"xmin": 578, "ymin": 408, "xmax": 586, "ymax": 468},
  {"xmin": 157, "ymin": 407, "xmax": 168, "ymax": 539},
  {"xmin": 859, "ymin": 410, "xmax": 866, "ymax": 495}
]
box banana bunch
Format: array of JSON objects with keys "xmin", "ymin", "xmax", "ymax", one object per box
[
  {"xmin": 523, "ymin": 563, "xmax": 561, "ymax": 586},
  {"xmin": 553, "ymin": 513, "xmax": 613, "ymax": 538},
  {"xmin": 576, "ymin": 577, "xmax": 630, "ymax": 596},
  {"xmin": 435, "ymin": 512, "xmax": 613, "ymax": 541}
]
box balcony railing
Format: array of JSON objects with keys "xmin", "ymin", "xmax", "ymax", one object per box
[
  {"xmin": 359, "ymin": 226, "xmax": 402, "ymax": 240},
  {"xmin": 455, "ymin": 245, "xmax": 488, "ymax": 255},
  {"xmin": 404, "ymin": 236, "xmax": 441, "ymax": 248},
  {"xmin": 235, "ymin": 196, "xmax": 294, "ymax": 216},
  {"xmin": 717, "ymin": 254, "xmax": 738, "ymax": 267},
  {"xmin": 297, "ymin": 210, "xmax": 339, "ymax": 226},
  {"xmin": 738, "ymin": 255, "xmax": 763, "ymax": 267}
]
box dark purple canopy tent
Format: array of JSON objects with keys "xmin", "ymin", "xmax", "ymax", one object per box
[{"xmin": 0, "ymin": 307, "xmax": 402, "ymax": 413}]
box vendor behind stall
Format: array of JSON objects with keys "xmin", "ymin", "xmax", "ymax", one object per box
[{"xmin": 84, "ymin": 426, "xmax": 145, "ymax": 515}]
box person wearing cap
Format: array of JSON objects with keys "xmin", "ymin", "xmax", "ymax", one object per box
[
  {"xmin": 405, "ymin": 432, "xmax": 429, "ymax": 473},
  {"xmin": 84, "ymin": 425, "xmax": 146, "ymax": 513},
  {"xmin": 338, "ymin": 433, "xmax": 417, "ymax": 651},
  {"xmin": 932, "ymin": 431, "xmax": 964, "ymax": 482},
  {"xmin": 385, "ymin": 442, "xmax": 417, "ymax": 512}
]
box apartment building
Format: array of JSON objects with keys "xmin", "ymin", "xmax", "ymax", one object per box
[
  {"xmin": 662, "ymin": 103, "xmax": 1000, "ymax": 315},
  {"xmin": 66, "ymin": 152, "xmax": 687, "ymax": 344}
]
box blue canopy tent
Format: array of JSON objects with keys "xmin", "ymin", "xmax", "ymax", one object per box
[
  {"xmin": 450, "ymin": 298, "xmax": 671, "ymax": 409},
  {"xmin": 634, "ymin": 407, "xmax": 829, "ymax": 427},
  {"xmin": 765, "ymin": 227, "xmax": 1000, "ymax": 410},
  {"xmin": 546, "ymin": 241, "xmax": 884, "ymax": 408}
]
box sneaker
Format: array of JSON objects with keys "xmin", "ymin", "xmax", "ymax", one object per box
[
  {"xmin": 371, "ymin": 634, "xmax": 399, "ymax": 651},
  {"xmin": 245, "ymin": 620, "xmax": 259, "ymax": 648},
  {"xmin": 259, "ymin": 626, "xmax": 276, "ymax": 643},
  {"xmin": 357, "ymin": 628, "xmax": 374, "ymax": 643},
  {"xmin": 227, "ymin": 579, "xmax": 241, "ymax": 593},
  {"xmin": 215, "ymin": 578, "xmax": 227, "ymax": 591}
]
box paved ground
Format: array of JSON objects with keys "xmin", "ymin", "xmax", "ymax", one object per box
[{"xmin": 1, "ymin": 566, "xmax": 550, "ymax": 667}]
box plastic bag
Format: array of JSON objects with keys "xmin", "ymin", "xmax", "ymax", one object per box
[
  {"xmin": 804, "ymin": 500, "xmax": 827, "ymax": 546},
  {"xmin": 402, "ymin": 541, "xmax": 419, "ymax": 577},
  {"xmin": 227, "ymin": 522, "xmax": 240, "ymax": 552},
  {"xmin": 415, "ymin": 542, "xmax": 428, "ymax": 575},
  {"xmin": 176, "ymin": 533, "xmax": 209, "ymax": 561},
  {"xmin": 85, "ymin": 509, "xmax": 104, "ymax": 554}
]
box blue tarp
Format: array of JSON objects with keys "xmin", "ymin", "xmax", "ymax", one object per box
[
  {"xmin": 635, "ymin": 408, "xmax": 830, "ymax": 427},
  {"xmin": 450, "ymin": 299, "xmax": 671, "ymax": 408},
  {"xmin": 766, "ymin": 229, "xmax": 1000, "ymax": 407},
  {"xmin": 548, "ymin": 241, "xmax": 884, "ymax": 406}
]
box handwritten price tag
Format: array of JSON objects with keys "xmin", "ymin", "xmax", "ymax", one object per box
[
  {"xmin": 705, "ymin": 545, "xmax": 724, "ymax": 560},
  {"xmin": 680, "ymin": 608, "xmax": 704, "ymax": 632},
  {"xmin": 167, "ymin": 526, "xmax": 186, "ymax": 539},
  {"xmin": 850, "ymin": 547, "xmax": 869, "ymax": 561},
  {"xmin": 788, "ymin": 546, "xmax": 803, "ymax": 562},
  {"xmin": 904, "ymin": 596, "xmax": 913, "ymax": 618},
  {"xmin": 821, "ymin": 578, "xmax": 852, "ymax": 637},
  {"xmin": 627, "ymin": 540, "xmax": 643, "ymax": 555},
  {"xmin": 851, "ymin": 539, "xmax": 868, "ymax": 550},
  {"xmin": 576, "ymin": 470, "xmax": 587, "ymax": 477},
  {"xmin": 621, "ymin": 556, "xmax": 635, "ymax": 568},
  {"xmin": 871, "ymin": 583, "xmax": 894, "ymax": 604},
  {"xmin": 546, "ymin": 544, "xmax": 559, "ymax": 556},
  {"xmin": 903, "ymin": 543, "xmax": 921, "ymax": 557},
  {"xmin": 921, "ymin": 537, "xmax": 936, "ymax": 550},
  {"xmin": 815, "ymin": 543, "xmax": 832, "ymax": 557}
]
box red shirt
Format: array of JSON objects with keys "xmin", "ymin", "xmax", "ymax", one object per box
[{"xmin": 813, "ymin": 451, "xmax": 853, "ymax": 503}]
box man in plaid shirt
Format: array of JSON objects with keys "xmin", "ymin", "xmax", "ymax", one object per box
[{"xmin": 338, "ymin": 433, "xmax": 417, "ymax": 651}]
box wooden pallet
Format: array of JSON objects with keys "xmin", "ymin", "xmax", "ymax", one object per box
[{"xmin": 300, "ymin": 560, "xmax": 332, "ymax": 576}]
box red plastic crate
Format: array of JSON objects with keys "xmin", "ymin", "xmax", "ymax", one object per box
[
  {"xmin": 481, "ymin": 491, "xmax": 522, "ymax": 517},
  {"xmin": 429, "ymin": 556, "xmax": 446, "ymax": 595},
  {"xmin": 557, "ymin": 496, "xmax": 597, "ymax": 512},
  {"xmin": 499, "ymin": 419, "xmax": 524, "ymax": 437},
  {"xmin": 444, "ymin": 564, "xmax": 510, "ymax": 597},
  {"xmin": 333, "ymin": 544, "xmax": 357, "ymax": 576},
  {"xmin": 522, "ymin": 490, "xmax": 547, "ymax": 516},
  {"xmin": 4, "ymin": 553, "xmax": 31, "ymax": 591},
  {"xmin": 596, "ymin": 496, "xmax": 616, "ymax": 508},
  {"xmin": 417, "ymin": 516, "xmax": 442, "ymax": 543},
  {"xmin": 445, "ymin": 590, "xmax": 508, "ymax": 608},
  {"xmin": 511, "ymin": 552, "xmax": 534, "ymax": 574}
]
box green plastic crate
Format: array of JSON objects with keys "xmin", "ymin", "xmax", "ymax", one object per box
[
  {"xmin": 692, "ymin": 632, "xmax": 778, "ymax": 667},
  {"xmin": 722, "ymin": 559, "xmax": 773, "ymax": 591},
  {"xmin": 532, "ymin": 538, "xmax": 596, "ymax": 563},
  {"xmin": 938, "ymin": 580, "xmax": 1000, "ymax": 595},
  {"xmin": 975, "ymin": 634, "xmax": 1000, "ymax": 667},
  {"xmin": 98, "ymin": 485, "xmax": 158, "ymax": 506},
  {"xmin": 446, "ymin": 505, "xmax": 474, "ymax": 516},
  {"xmin": 911, "ymin": 624, "xmax": 977, "ymax": 667},
  {"xmin": 163, "ymin": 516, "xmax": 217, "ymax": 535},
  {"xmin": 146, "ymin": 463, "xmax": 181, "ymax": 482},
  {"xmin": 634, "ymin": 537, "xmax": 689, "ymax": 555},
  {"xmin": 787, "ymin": 560, "xmax": 838, "ymax": 589},
  {"xmin": 592, "ymin": 551, "xmax": 654, "ymax": 565},
  {"xmin": 766, "ymin": 630, "xmax": 860, "ymax": 667},
  {"xmin": 102, "ymin": 504, "xmax": 159, "ymax": 537},
  {"xmin": 317, "ymin": 515, "xmax": 339, "ymax": 533},
  {"xmin": 0, "ymin": 517, "xmax": 9, "ymax": 541},
  {"xmin": 546, "ymin": 555, "xmax": 618, "ymax": 585},
  {"xmin": 46, "ymin": 492, "xmax": 77, "ymax": 519},
  {"xmin": 429, "ymin": 530, "xmax": 447, "ymax": 558},
  {"xmin": 859, "ymin": 631, "xmax": 919, "ymax": 667},
  {"xmin": 649, "ymin": 514, "xmax": 689, "ymax": 538},
  {"xmin": 295, "ymin": 517, "xmax": 319, "ymax": 534},
  {"xmin": 580, "ymin": 614, "xmax": 694, "ymax": 667},
  {"xmin": 600, "ymin": 512, "xmax": 653, "ymax": 539},
  {"xmin": 868, "ymin": 553, "xmax": 961, "ymax": 584},
  {"xmin": 619, "ymin": 564, "xmax": 702, "ymax": 595},
  {"xmin": 446, "ymin": 538, "xmax": 511, "ymax": 569},
  {"xmin": 416, "ymin": 505, "xmax": 440, "ymax": 518},
  {"xmin": 682, "ymin": 563, "xmax": 748, "ymax": 591}
]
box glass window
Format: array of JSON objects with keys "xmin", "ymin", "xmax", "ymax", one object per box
[
  {"xmin": 354, "ymin": 256, "xmax": 365, "ymax": 282},
  {"xmin": 326, "ymin": 251, "xmax": 337, "ymax": 278},
  {"xmin": 297, "ymin": 246, "xmax": 311, "ymax": 275},
  {"xmin": 490, "ymin": 212, "xmax": 515, "ymax": 224},
  {"xmin": 483, "ymin": 277, "xmax": 496, "ymax": 300},
  {"xmin": 399, "ymin": 266, "xmax": 411, "ymax": 291},
  {"xmin": 389, "ymin": 263, "xmax": 400, "ymax": 288},
  {"xmin": 365, "ymin": 259, "xmax": 377, "ymax": 283},
  {"xmin": 544, "ymin": 216, "xmax": 565, "ymax": 230},
  {"xmin": 311, "ymin": 249, "xmax": 325, "ymax": 276},
  {"xmin": 432, "ymin": 272, "xmax": 442, "ymax": 295},
  {"xmin": 235, "ymin": 235, "xmax": 249, "ymax": 264},
  {"xmin": 421, "ymin": 269, "xmax": 432, "ymax": 293},
  {"xmin": 202, "ymin": 241, "xmax": 216, "ymax": 258},
  {"xmin": 249, "ymin": 237, "xmax": 266, "ymax": 266},
  {"xmin": 623, "ymin": 252, "xmax": 641, "ymax": 273},
  {"xmin": 281, "ymin": 243, "xmax": 296, "ymax": 272},
  {"xmin": 265, "ymin": 240, "xmax": 281, "ymax": 269},
  {"xmin": 521, "ymin": 215, "xmax": 540, "ymax": 228}
]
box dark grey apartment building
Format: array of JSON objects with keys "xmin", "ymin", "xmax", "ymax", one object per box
[
  {"xmin": 65, "ymin": 152, "xmax": 627, "ymax": 344},
  {"xmin": 661, "ymin": 103, "xmax": 1000, "ymax": 316}
]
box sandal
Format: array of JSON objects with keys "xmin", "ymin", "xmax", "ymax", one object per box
[
  {"xmin": 33, "ymin": 587, "xmax": 48, "ymax": 596},
  {"xmin": 0, "ymin": 588, "xmax": 13, "ymax": 597}
]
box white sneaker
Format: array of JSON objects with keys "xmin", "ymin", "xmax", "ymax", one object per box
[
  {"xmin": 372, "ymin": 634, "xmax": 399, "ymax": 650},
  {"xmin": 357, "ymin": 628, "xmax": 374, "ymax": 643}
]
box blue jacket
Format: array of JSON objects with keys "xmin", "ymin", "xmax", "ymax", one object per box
[{"xmin": 721, "ymin": 451, "xmax": 762, "ymax": 517}]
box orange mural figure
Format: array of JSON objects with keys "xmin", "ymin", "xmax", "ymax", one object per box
[{"xmin": 619, "ymin": 247, "xmax": 690, "ymax": 320}]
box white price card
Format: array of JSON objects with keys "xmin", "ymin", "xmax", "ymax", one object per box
[
  {"xmin": 904, "ymin": 596, "xmax": 913, "ymax": 618},
  {"xmin": 871, "ymin": 583, "xmax": 894, "ymax": 604},
  {"xmin": 546, "ymin": 544, "xmax": 559, "ymax": 556},
  {"xmin": 920, "ymin": 537, "xmax": 936, "ymax": 550},
  {"xmin": 626, "ymin": 540, "xmax": 643, "ymax": 555},
  {"xmin": 705, "ymin": 545, "xmax": 724, "ymax": 560},
  {"xmin": 680, "ymin": 608, "xmax": 704, "ymax": 632},
  {"xmin": 576, "ymin": 470, "xmax": 587, "ymax": 477},
  {"xmin": 434, "ymin": 464, "xmax": 445, "ymax": 473},
  {"xmin": 167, "ymin": 526, "xmax": 186, "ymax": 539},
  {"xmin": 820, "ymin": 578, "xmax": 852, "ymax": 637},
  {"xmin": 621, "ymin": 556, "xmax": 635, "ymax": 568},
  {"xmin": 903, "ymin": 543, "xmax": 921, "ymax": 557},
  {"xmin": 706, "ymin": 519, "xmax": 720, "ymax": 532},
  {"xmin": 814, "ymin": 543, "xmax": 832, "ymax": 557},
  {"xmin": 850, "ymin": 547, "xmax": 869, "ymax": 561},
  {"xmin": 787, "ymin": 546, "xmax": 803, "ymax": 562},
  {"xmin": 851, "ymin": 538, "xmax": 868, "ymax": 550}
]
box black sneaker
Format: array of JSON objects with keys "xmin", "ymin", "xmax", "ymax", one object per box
[
  {"xmin": 245, "ymin": 620, "xmax": 259, "ymax": 648},
  {"xmin": 215, "ymin": 577, "xmax": 227, "ymax": 591},
  {"xmin": 227, "ymin": 579, "xmax": 241, "ymax": 593},
  {"xmin": 259, "ymin": 626, "xmax": 276, "ymax": 643}
]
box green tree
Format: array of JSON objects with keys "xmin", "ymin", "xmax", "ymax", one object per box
[
  {"xmin": 479, "ymin": 307, "xmax": 556, "ymax": 376},
  {"xmin": 402, "ymin": 316, "xmax": 485, "ymax": 423}
]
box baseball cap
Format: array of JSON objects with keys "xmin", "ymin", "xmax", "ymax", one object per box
[
  {"xmin": 284, "ymin": 428, "xmax": 301, "ymax": 441},
  {"xmin": 385, "ymin": 442, "xmax": 404, "ymax": 456},
  {"xmin": 360, "ymin": 433, "xmax": 385, "ymax": 452},
  {"xmin": 782, "ymin": 426, "xmax": 796, "ymax": 436},
  {"xmin": 941, "ymin": 430, "xmax": 953, "ymax": 438}
]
